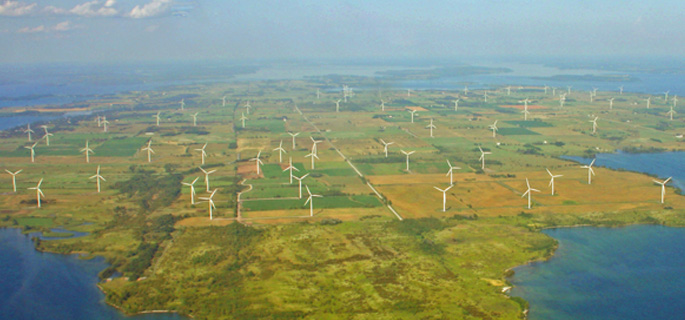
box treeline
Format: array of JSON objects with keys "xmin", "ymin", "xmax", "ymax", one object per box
[{"xmin": 113, "ymin": 169, "xmax": 182, "ymax": 212}]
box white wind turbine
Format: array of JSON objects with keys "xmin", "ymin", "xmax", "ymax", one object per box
[
  {"xmin": 222, "ymin": 96, "xmax": 226, "ymax": 107},
  {"xmin": 40, "ymin": 125, "xmax": 53, "ymax": 146},
  {"xmin": 506, "ymin": 86, "xmax": 512, "ymax": 95},
  {"xmin": 453, "ymin": 99, "xmax": 459, "ymax": 111},
  {"xmin": 408, "ymin": 109, "xmax": 418, "ymax": 123},
  {"xmin": 406, "ymin": 88, "xmax": 412, "ymax": 97},
  {"xmin": 544, "ymin": 85, "xmax": 549, "ymax": 94},
  {"xmin": 282, "ymin": 157, "xmax": 299, "ymax": 184},
  {"xmin": 478, "ymin": 146, "xmax": 491, "ymax": 170},
  {"xmin": 273, "ymin": 140, "xmax": 287, "ymax": 163},
  {"xmin": 653, "ymin": 177, "xmax": 672, "ymax": 204},
  {"xmin": 182, "ymin": 177, "xmax": 200, "ymax": 204},
  {"xmin": 153, "ymin": 111, "xmax": 161, "ymax": 126},
  {"xmin": 581, "ymin": 159, "xmax": 596, "ymax": 184},
  {"xmin": 646, "ymin": 97, "xmax": 651, "ymax": 109},
  {"xmin": 141, "ymin": 139, "xmax": 154, "ymax": 163},
  {"xmin": 445, "ymin": 159, "xmax": 461, "ymax": 185},
  {"xmin": 463, "ymin": 86, "xmax": 469, "ymax": 95},
  {"xmin": 24, "ymin": 124, "xmax": 34, "ymax": 141},
  {"xmin": 552, "ymin": 87, "xmax": 556, "ymax": 96},
  {"xmin": 521, "ymin": 178, "xmax": 540, "ymax": 209},
  {"xmin": 593, "ymin": 87, "xmax": 598, "ymax": 96},
  {"xmin": 25, "ymin": 142, "xmax": 38, "ymax": 163},
  {"xmin": 589, "ymin": 91, "xmax": 595, "ymax": 103},
  {"xmin": 81, "ymin": 140, "xmax": 94, "ymax": 163},
  {"xmin": 240, "ymin": 112, "xmax": 248, "ymax": 128},
  {"xmin": 5, "ymin": 169, "xmax": 22, "ymax": 192},
  {"xmin": 316, "ymin": 88, "xmax": 320, "ymax": 100},
  {"xmin": 546, "ymin": 168, "xmax": 563, "ymax": 195},
  {"xmin": 305, "ymin": 151, "xmax": 319, "ymax": 169},
  {"xmin": 426, "ymin": 118, "xmax": 437, "ymax": 138},
  {"xmin": 89, "ymin": 165, "xmax": 106, "ymax": 193},
  {"xmin": 198, "ymin": 189, "xmax": 218, "ymax": 220},
  {"xmin": 673, "ymin": 95, "xmax": 678, "ymax": 108},
  {"xmin": 293, "ymin": 173, "xmax": 309, "ymax": 198},
  {"xmin": 310, "ymin": 136, "xmax": 322, "ymax": 156},
  {"xmin": 521, "ymin": 98, "xmax": 531, "ymax": 120},
  {"xmin": 608, "ymin": 97, "xmax": 615, "ymax": 110},
  {"xmin": 619, "ymin": 86, "xmax": 624, "ymax": 95},
  {"xmin": 190, "ymin": 112, "xmax": 199, "ymax": 126},
  {"xmin": 667, "ymin": 105, "xmax": 676, "ymax": 121},
  {"xmin": 288, "ymin": 132, "xmax": 300, "ymax": 149},
  {"xmin": 244, "ymin": 101, "xmax": 251, "ymax": 115},
  {"xmin": 380, "ymin": 99, "xmax": 386, "ymax": 111},
  {"xmin": 250, "ymin": 151, "xmax": 264, "ymax": 175},
  {"xmin": 180, "ymin": 98, "xmax": 185, "ymax": 110},
  {"xmin": 335, "ymin": 99, "xmax": 341, "ymax": 112},
  {"xmin": 483, "ymin": 91, "xmax": 488, "ymax": 102},
  {"xmin": 101, "ymin": 117, "xmax": 109, "ymax": 132},
  {"xmin": 195, "ymin": 143, "xmax": 208, "ymax": 165},
  {"xmin": 590, "ymin": 117, "xmax": 599, "ymax": 134},
  {"xmin": 380, "ymin": 139, "xmax": 394, "ymax": 158},
  {"xmin": 96, "ymin": 115, "xmax": 101, "ymax": 127},
  {"xmin": 28, "ymin": 178, "xmax": 45, "ymax": 208},
  {"xmin": 401, "ymin": 150, "xmax": 415, "ymax": 172},
  {"xmin": 559, "ymin": 94, "xmax": 566, "ymax": 108},
  {"xmin": 489, "ymin": 120, "xmax": 498, "ymax": 138},
  {"xmin": 664, "ymin": 91, "xmax": 669, "ymax": 101},
  {"xmin": 199, "ymin": 167, "xmax": 217, "ymax": 192},
  {"xmin": 434, "ymin": 185, "xmax": 453, "ymax": 212},
  {"xmin": 567, "ymin": 86, "xmax": 572, "ymax": 95},
  {"xmin": 304, "ymin": 185, "xmax": 322, "ymax": 217}
]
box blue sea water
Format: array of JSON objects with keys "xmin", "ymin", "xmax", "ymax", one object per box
[
  {"xmin": 0, "ymin": 228, "xmax": 186, "ymax": 320},
  {"xmin": 510, "ymin": 151, "xmax": 685, "ymax": 320},
  {"xmin": 509, "ymin": 226, "xmax": 685, "ymax": 320}
]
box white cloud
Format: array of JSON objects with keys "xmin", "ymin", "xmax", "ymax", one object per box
[
  {"xmin": 128, "ymin": 0, "xmax": 171, "ymax": 19},
  {"xmin": 53, "ymin": 20, "xmax": 80, "ymax": 32},
  {"xmin": 44, "ymin": 1, "xmax": 117, "ymax": 17},
  {"xmin": 18, "ymin": 25, "xmax": 44, "ymax": 33},
  {"xmin": 17, "ymin": 20, "xmax": 81, "ymax": 33},
  {"xmin": 104, "ymin": 0, "xmax": 116, "ymax": 7},
  {"xmin": 0, "ymin": 0, "xmax": 37, "ymax": 16}
]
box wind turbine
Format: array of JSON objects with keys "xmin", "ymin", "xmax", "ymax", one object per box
[
  {"xmin": 222, "ymin": 96, "xmax": 226, "ymax": 107},
  {"xmin": 102, "ymin": 117, "xmax": 109, "ymax": 132},
  {"xmin": 581, "ymin": 159, "xmax": 596, "ymax": 184},
  {"xmin": 335, "ymin": 99, "xmax": 341, "ymax": 112},
  {"xmin": 28, "ymin": 178, "xmax": 45, "ymax": 208},
  {"xmin": 408, "ymin": 109, "xmax": 418, "ymax": 123},
  {"xmin": 244, "ymin": 101, "xmax": 251, "ymax": 115},
  {"xmin": 288, "ymin": 132, "xmax": 300, "ymax": 149},
  {"xmin": 489, "ymin": 120, "xmax": 498, "ymax": 138},
  {"xmin": 40, "ymin": 125, "xmax": 53, "ymax": 146},
  {"xmin": 589, "ymin": 91, "xmax": 594, "ymax": 103},
  {"xmin": 463, "ymin": 86, "xmax": 469, "ymax": 95},
  {"xmin": 426, "ymin": 118, "xmax": 437, "ymax": 138},
  {"xmin": 478, "ymin": 146, "xmax": 491, "ymax": 170},
  {"xmin": 646, "ymin": 97, "xmax": 651, "ymax": 109},
  {"xmin": 618, "ymin": 86, "xmax": 624, "ymax": 95},
  {"xmin": 667, "ymin": 105, "xmax": 676, "ymax": 121},
  {"xmin": 521, "ymin": 178, "xmax": 540, "ymax": 209},
  {"xmin": 445, "ymin": 159, "xmax": 461, "ymax": 185},
  {"xmin": 273, "ymin": 140, "xmax": 287, "ymax": 163},
  {"xmin": 195, "ymin": 143, "xmax": 208, "ymax": 165},
  {"xmin": 401, "ymin": 150, "xmax": 415, "ymax": 172},
  {"xmin": 89, "ymin": 165, "xmax": 106, "ymax": 193},
  {"xmin": 483, "ymin": 92, "xmax": 488, "ymax": 102},
  {"xmin": 293, "ymin": 173, "xmax": 309, "ymax": 198},
  {"xmin": 310, "ymin": 137, "xmax": 322, "ymax": 156},
  {"xmin": 453, "ymin": 99, "xmax": 459, "ymax": 111},
  {"xmin": 141, "ymin": 139, "xmax": 154, "ymax": 163},
  {"xmin": 608, "ymin": 97, "xmax": 614, "ymax": 110},
  {"xmin": 380, "ymin": 99, "xmax": 386, "ymax": 111},
  {"xmin": 24, "ymin": 124, "xmax": 34, "ymax": 141},
  {"xmin": 380, "ymin": 139, "xmax": 394, "ymax": 158},
  {"xmin": 305, "ymin": 151, "xmax": 319, "ymax": 169},
  {"xmin": 304, "ymin": 185, "xmax": 322, "ymax": 217},
  {"xmin": 25, "ymin": 142, "xmax": 37, "ymax": 163},
  {"xmin": 283, "ymin": 157, "xmax": 299, "ymax": 184},
  {"xmin": 521, "ymin": 99, "xmax": 531, "ymax": 120},
  {"xmin": 592, "ymin": 87, "xmax": 598, "ymax": 96},
  {"xmin": 506, "ymin": 86, "xmax": 512, "ymax": 95},
  {"xmin": 180, "ymin": 98, "xmax": 185, "ymax": 110},
  {"xmin": 80, "ymin": 140, "xmax": 94, "ymax": 163},
  {"xmin": 190, "ymin": 112, "xmax": 199, "ymax": 126},
  {"xmin": 559, "ymin": 94, "xmax": 566, "ymax": 108},
  {"xmin": 653, "ymin": 177, "xmax": 672, "ymax": 204},
  {"xmin": 5, "ymin": 169, "xmax": 22, "ymax": 192},
  {"xmin": 552, "ymin": 87, "xmax": 557, "ymax": 96},
  {"xmin": 182, "ymin": 177, "xmax": 200, "ymax": 204},
  {"xmin": 250, "ymin": 151, "xmax": 264, "ymax": 175},
  {"xmin": 673, "ymin": 95, "xmax": 678, "ymax": 108},
  {"xmin": 433, "ymin": 185, "xmax": 453, "ymax": 212},
  {"xmin": 546, "ymin": 168, "xmax": 563, "ymax": 195},
  {"xmin": 590, "ymin": 117, "xmax": 599, "ymax": 134},
  {"xmin": 96, "ymin": 115, "xmax": 102, "ymax": 127},
  {"xmin": 199, "ymin": 167, "xmax": 217, "ymax": 192},
  {"xmin": 198, "ymin": 189, "xmax": 218, "ymax": 220},
  {"xmin": 316, "ymin": 88, "xmax": 320, "ymax": 100},
  {"xmin": 240, "ymin": 112, "xmax": 248, "ymax": 128},
  {"xmin": 663, "ymin": 91, "xmax": 670, "ymax": 102},
  {"xmin": 153, "ymin": 111, "xmax": 161, "ymax": 126},
  {"xmin": 544, "ymin": 85, "xmax": 549, "ymax": 94},
  {"xmin": 567, "ymin": 86, "xmax": 572, "ymax": 95}
]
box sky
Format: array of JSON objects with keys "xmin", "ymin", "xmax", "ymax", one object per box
[{"xmin": 1, "ymin": 0, "xmax": 684, "ymax": 64}]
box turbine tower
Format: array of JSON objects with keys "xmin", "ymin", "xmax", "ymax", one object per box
[
  {"xmin": 488, "ymin": 120, "xmax": 498, "ymax": 138},
  {"xmin": 81, "ymin": 140, "xmax": 94, "ymax": 163},
  {"xmin": 195, "ymin": 143, "xmax": 208, "ymax": 165},
  {"xmin": 478, "ymin": 146, "xmax": 491, "ymax": 170},
  {"xmin": 222, "ymin": 96, "xmax": 226, "ymax": 107},
  {"xmin": 180, "ymin": 98, "xmax": 185, "ymax": 110},
  {"xmin": 153, "ymin": 111, "xmax": 161, "ymax": 126},
  {"xmin": 244, "ymin": 101, "xmax": 251, "ymax": 115},
  {"xmin": 453, "ymin": 99, "xmax": 459, "ymax": 111},
  {"xmin": 40, "ymin": 126, "xmax": 53, "ymax": 146},
  {"xmin": 102, "ymin": 117, "xmax": 109, "ymax": 132},
  {"xmin": 408, "ymin": 109, "xmax": 418, "ymax": 123},
  {"xmin": 198, "ymin": 189, "xmax": 218, "ymax": 220},
  {"xmin": 618, "ymin": 86, "xmax": 624, "ymax": 95},
  {"xmin": 273, "ymin": 140, "xmax": 287, "ymax": 163},
  {"xmin": 293, "ymin": 173, "xmax": 309, "ymax": 198},
  {"xmin": 5, "ymin": 169, "xmax": 22, "ymax": 192},
  {"xmin": 282, "ymin": 157, "xmax": 299, "ymax": 184},
  {"xmin": 426, "ymin": 118, "xmax": 437, "ymax": 138},
  {"xmin": 667, "ymin": 105, "xmax": 676, "ymax": 121},
  {"xmin": 190, "ymin": 112, "xmax": 199, "ymax": 126},
  {"xmin": 25, "ymin": 142, "xmax": 38, "ymax": 163},
  {"xmin": 445, "ymin": 159, "xmax": 461, "ymax": 185},
  {"xmin": 199, "ymin": 167, "xmax": 217, "ymax": 192},
  {"xmin": 250, "ymin": 151, "xmax": 264, "ymax": 175},
  {"xmin": 141, "ymin": 139, "xmax": 154, "ymax": 163},
  {"xmin": 89, "ymin": 165, "xmax": 106, "ymax": 193},
  {"xmin": 401, "ymin": 150, "xmax": 415, "ymax": 172},
  {"xmin": 433, "ymin": 185, "xmax": 453, "ymax": 212},
  {"xmin": 304, "ymin": 185, "xmax": 322, "ymax": 217},
  {"xmin": 546, "ymin": 168, "xmax": 563, "ymax": 195},
  {"xmin": 288, "ymin": 132, "xmax": 300, "ymax": 149},
  {"xmin": 182, "ymin": 177, "xmax": 200, "ymax": 204},
  {"xmin": 608, "ymin": 97, "xmax": 614, "ymax": 110},
  {"xmin": 581, "ymin": 159, "xmax": 596, "ymax": 184},
  {"xmin": 646, "ymin": 97, "xmax": 651, "ymax": 109},
  {"xmin": 28, "ymin": 178, "xmax": 45, "ymax": 208},
  {"xmin": 521, "ymin": 178, "xmax": 540, "ymax": 209},
  {"xmin": 380, "ymin": 139, "xmax": 394, "ymax": 158},
  {"xmin": 305, "ymin": 152, "xmax": 319, "ymax": 169},
  {"xmin": 653, "ymin": 177, "xmax": 672, "ymax": 204},
  {"xmin": 24, "ymin": 124, "xmax": 34, "ymax": 141},
  {"xmin": 240, "ymin": 112, "xmax": 248, "ymax": 128},
  {"xmin": 380, "ymin": 99, "xmax": 386, "ymax": 111},
  {"xmin": 335, "ymin": 99, "xmax": 341, "ymax": 113},
  {"xmin": 664, "ymin": 91, "xmax": 669, "ymax": 101},
  {"xmin": 590, "ymin": 117, "xmax": 599, "ymax": 134}
]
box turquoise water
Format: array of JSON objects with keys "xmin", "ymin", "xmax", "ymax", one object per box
[
  {"xmin": 0, "ymin": 228, "xmax": 186, "ymax": 320},
  {"xmin": 509, "ymin": 226, "xmax": 685, "ymax": 320},
  {"xmin": 510, "ymin": 151, "xmax": 685, "ymax": 319}
]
